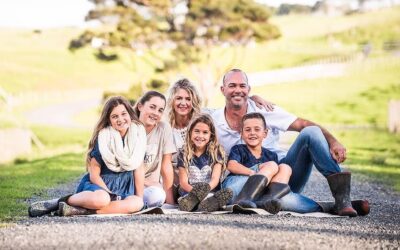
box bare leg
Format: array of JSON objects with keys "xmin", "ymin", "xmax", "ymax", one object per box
[
  {"xmin": 96, "ymin": 195, "xmax": 144, "ymax": 214},
  {"xmin": 258, "ymin": 161, "xmax": 279, "ymax": 184},
  {"xmin": 270, "ymin": 163, "xmax": 292, "ymax": 184},
  {"xmin": 255, "ymin": 164, "xmax": 292, "ymax": 214},
  {"xmin": 67, "ymin": 190, "xmax": 111, "ymax": 210}
]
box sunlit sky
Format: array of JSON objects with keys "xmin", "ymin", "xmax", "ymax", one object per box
[
  {"xmin": 0, "ymin": 0, "xmax": 319, "ymax": 28},
  {"xmin": 0, "ymin": 0, "xmax": 93, "ymax": 28}
]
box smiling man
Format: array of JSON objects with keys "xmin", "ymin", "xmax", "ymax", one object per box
[{"xmin": 210, "ymin": 68, "xmax": 368, "ymax": 216}]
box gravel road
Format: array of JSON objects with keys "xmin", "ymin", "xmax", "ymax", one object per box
[{"xmin": 1, "ymin": 169, "xmax": 399, "ymax": 250}]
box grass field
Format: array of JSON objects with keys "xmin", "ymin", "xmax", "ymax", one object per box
[
  {"xmin": 249, "ymin": 58, "xmax": 400, "ymax": 127},
  {"xmin": 2, "ymin": 8, "xmax": 398, "ymax": 95},
  {"xmin": 339, "ymin": 129, "xmax": 400, "ymax": 191},
  {"xmin": 0, "ymin": 126, "xmax": 90, "ymax": 221},
  {"xmin": 0, "ymin": 7, "xmax": 399, "ymax": 221},
  {"xmin": 0, "ymin": 28, "xmax": 136, "ymax": 94},
  {"xmin": 0, "ymin": 153, "xmax": 85, "ymax": 221}
]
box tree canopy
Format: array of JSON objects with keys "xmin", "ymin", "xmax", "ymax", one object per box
[{"xmin": 70, "ymin": 0, "xmax": 280, "ymax": 103}]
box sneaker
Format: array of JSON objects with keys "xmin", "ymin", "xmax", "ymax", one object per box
[
  {"xmin": 178, "ymin": 182, "xmax": 210, "ymax": 212},
  {"xmin": 198, "ymin": 188, "xmax": 233, "ymax": 212},
  {"xmin": 28, "ymin": 198, "xmax": 59, "ymax": 217},
  {"xmin": 58, "ymin": 202, "xmax": 92, "ymax": 217}
]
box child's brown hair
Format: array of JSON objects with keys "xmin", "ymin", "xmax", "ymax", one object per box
[
  {"xmin": 182, "ymin": 114, "xmax": 226, "ymax": 171},
  {"xmin": 241, "ymin": 112, "xmax": 267, "ymax": 131},
  {"xmin": 86, "ymin": 96, "xmax": 141, "ymax": 167}
]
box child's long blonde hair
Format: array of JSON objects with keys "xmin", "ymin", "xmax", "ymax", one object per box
[
  {"xmin": 86, "ymin": 96, "xmax": 141, "ymax": 167},
  {"xmin": 182, "ymin": 114, "xmax": 226, "ymax": 171}
]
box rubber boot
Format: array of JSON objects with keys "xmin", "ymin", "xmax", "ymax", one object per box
[
  {"xmin": 255, "ymin": 182, "xmax": 291, "ymax": 214},
  {"xmin": 234, "ymin": 175, "xmax": 268, "ymax": 208},
  {"xmin": 197, "ymin": 188, "xmax": 233, "ymax": 212},
  {"xmin": 317, "ymin": 199, "xmax": 370, "ymax": 216},
  {"xmin": 327, "ymin": 172, "xmax": 357, "ymax": 217},
  {"xmin": 178, "ymin": 182, "xmax": 211, "ymax": 212},
  {"xmin": 28, "ymin": 194, "xmax": 72, "ymax": 217},
  {"xmin": 58, "ymin": 202, "xmax": 95, "ymax": 217}
]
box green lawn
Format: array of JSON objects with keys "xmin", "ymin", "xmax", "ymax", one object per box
[
  {"xmin": 249, "ymin": 58, "xmax": 400, "ymax": 127},
  {"xmin": 3, "ymin": 8, "xmax": 398, "ymax": 95},
  {"xmin": 338, "ymin": 129, "xmax": 400, "ymax": 191},
  {"xmin": 0, "ymin": 153, "xmax": 85, "ymax": 221},
  {"xmin": 0, "ymin": 28, "xmax": 136, "ymax": 94},
  {"xmin": 0, "ymin": 126, "xmax": 90, "ymax": 221}
]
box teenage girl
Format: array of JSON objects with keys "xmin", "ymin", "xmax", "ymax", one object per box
[
  {"xmin": 29, "ymin": 96, "xmax": 146, "ymax": 216},
  {"xmin": 134, "ymin": 91, "xmax": 176, "ymax": 207}
]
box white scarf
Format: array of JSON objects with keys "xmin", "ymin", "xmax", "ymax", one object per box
[{"xmin": 98, "ymin": 123, "xmax": 146, "ymax": 172}]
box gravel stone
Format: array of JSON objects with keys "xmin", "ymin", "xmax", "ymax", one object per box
[{"xmin": 1, "ymin": 169, "xmax": 399, "ymax": 249}]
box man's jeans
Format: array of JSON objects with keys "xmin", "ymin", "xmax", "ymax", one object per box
[
  {"xmin": 280, "ymin": 126, "xmax": 341, "ymax": 193},
  {"xmin": 222, "ymin": 126, "xmax": 341, "ymax": 213}
]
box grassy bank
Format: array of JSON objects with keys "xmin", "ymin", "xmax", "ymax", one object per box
[
  {"xmin": 0, "ymin": 28, "xmax": 136, "ymax": 94},
  {"xmin": 2, "ymin": 8, "xmax": 398, "ymax": 95},
  {"xmin": 0, "ymin": 126, "xmax": 90, "ymax": 221},
  {"xmin": 0, "ymin": 153, "xmax": 85, "ymax": 221},
  {"xmin": 339, "ymin": 129, "xmax": 400, "ymax": 191}
]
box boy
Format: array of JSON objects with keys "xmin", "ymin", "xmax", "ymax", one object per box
[{"xmin": 223, "ymin": 112, "xmax": 292, "ymax": 214}]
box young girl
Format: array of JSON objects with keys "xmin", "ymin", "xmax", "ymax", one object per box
[
  {"xmin": 29, "ymin": 96, "xmax": 146, "ymax": 217},
  {"xmin": 134, "ymin": 91, "xmax": 176, "ymax": 207},
  {"xmin": 177, "ymin": 114, "xmax": 232, "ymax": 212}
]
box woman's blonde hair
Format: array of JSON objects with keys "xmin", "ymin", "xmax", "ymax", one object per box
[
  {"xmin": 167, "ymin": 78, "xmax": 202, "ymax": 128},
  {"xmin": 182, "ymin": 114, "xmax": 226, "ymax": 172},
  {"xmin": 86, "ymin": 96, "xmax": 141, "ymax": 167}
]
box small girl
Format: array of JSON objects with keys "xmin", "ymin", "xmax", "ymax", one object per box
[
  {"xmin": 177, "ymin": 114, "xmax": 232, "ymax": 212},
  {"xmin": 28, "ymin": 96, "xmax": 146, "ymax": 216}
]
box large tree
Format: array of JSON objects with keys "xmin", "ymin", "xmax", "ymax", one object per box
[{"xmin": 70, "ymin": 0, "xmax": 280, "ymax": 105}]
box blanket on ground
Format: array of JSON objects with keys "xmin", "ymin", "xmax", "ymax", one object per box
[{"xmin": 87, "ymin": 204, "xmax": 341, "ymax": 218}]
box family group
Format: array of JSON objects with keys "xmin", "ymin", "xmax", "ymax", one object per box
[{"xmin": 28, "ymin": 69, "xmax": 370, "ymax": 218}]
